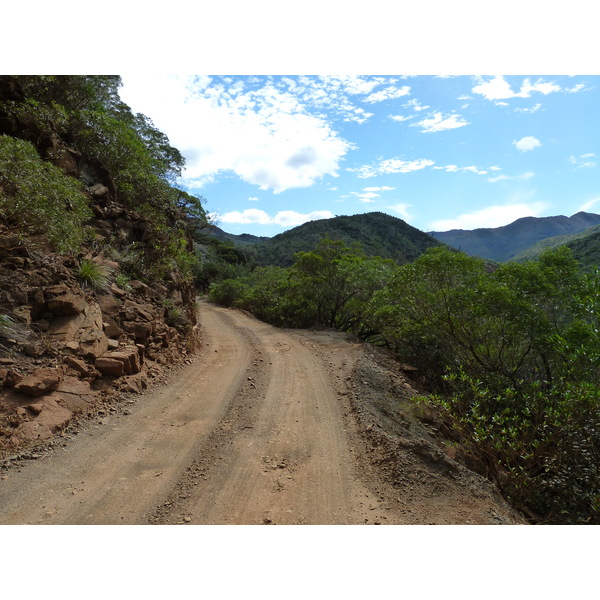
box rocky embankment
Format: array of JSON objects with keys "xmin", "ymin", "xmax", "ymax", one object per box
[{"xmin": 0, "ymin": 203, "xmax": 198, "ymax": 458}]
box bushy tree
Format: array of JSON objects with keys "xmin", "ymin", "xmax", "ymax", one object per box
[{"xmin": 0, "ymin": 135, "xmax": 92, "ymax": 252}]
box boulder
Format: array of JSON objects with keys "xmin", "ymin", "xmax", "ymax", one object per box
[
  {"xmin": 123, "ymin": 320, "xmax": 154, "ymax": 342},
  {"xmin": 96, "ymin": 346, "xmax": 142, "ymax": 376},
  {"xmin": 46, "ymin": 293, "xmax": 86, "ymax": 316},
  {"xmin": 97, "ymin": 293, "xmax": 120, "ymax": 320},
  {"xmin": 95, "ymin": 357, "xmax": 125, "ymax": 377},
  {"xmin": 88, "ymin": 183, "xmax": 109, "ymax": 197},
  {"xmin": 63, "ymin": 355, "xmax": 100, "ymax": 379},
  {"xmin": 14, "ymin": 368, "xmax": 62, "ymax": 396},
  {"xmin": 103, "ymin": 323, "xmax": 123, "ymax": 339}
]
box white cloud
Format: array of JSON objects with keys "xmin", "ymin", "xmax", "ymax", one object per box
[
  {"xmin": 119, "ymin": 75, "xmax": 354, "ymax": 194},
  {"xmin": 389, "ymin": 114, "xmax": 413, "ymax": 122},
  {"xmin": 487, "ymin": 171, "xmax": 535, "ymax": 183},
  {"xmin": 273, "ymin": 210, "xmax": 333, "ymax": 227},
  {"xmin": 387, "ymin": 203, "xmax": 412, "ymax": 220},
  {"xmin": 433, "ymin": 164, "xmax": 488, "ymax": 175},
  {"xmin": 363, "ymin": 186, "xmax": 395, "ymax": 192},
  {"xmin": 514, "ymin": 136, "xmax": 541, "ymax": 152},
  {"xmin": 414, "ymin": 112, "xmax": 469, "ymax": 133},
  {"xmin": 363, "ymin": 85, "xmax": 411, "ymax": 103},
  {"xmin": 218, "ymin": 209, "xmax": 272, "ymax": 225},
  {"xmin": 515, "ymin": 103, "xmax": 542, "ymax": 114},
  {"xmin": 248, "ymin": 196, "xmax": 259, "ymax": 202},
  {"xmin": 351, "ymin": 191, "xmax": 380, "ymax": 203},
  {"xmin": 430, "ymin": 201, "xmax": 548, "ymax": 231},
  {"xmin": 217, "ymin": 208, "xmax": 333, "ymax": 227},
  {"xmin": 472, "ymin": 76, "xmax": 562, "ymax": 101},
  {"xmin": 348, "ymin": 158, "xmax": 434, "ymax": 178},
  {"xmin": 569, "ymin": 153, "xmax": 596, "ymax": 169},
  {"xmin": 404, "ymin": 99, "xmax": 430, "ymax": 111}
]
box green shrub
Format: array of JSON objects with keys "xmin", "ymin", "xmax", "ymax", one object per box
[
  {"xmin": 76, "ymin": 258, "xmax": 112, "ymax": 292},
  {"xmin": 0, "ymin": 135, "xmax": 92, "ymax": 253}
]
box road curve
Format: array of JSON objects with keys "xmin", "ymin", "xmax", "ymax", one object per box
[{"xmin": 0, "ymin": 304, "xmax": 371, "ymax": 524}]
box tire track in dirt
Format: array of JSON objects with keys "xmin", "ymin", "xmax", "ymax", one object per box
[{"xmin": 149, "ymin": 309, "xmax": 373, "ymax": 525}]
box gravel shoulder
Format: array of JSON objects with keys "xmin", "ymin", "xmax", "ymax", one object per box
[{"xmin": 0, "ymin": 303, "xmax": 524, "ymax": 525}]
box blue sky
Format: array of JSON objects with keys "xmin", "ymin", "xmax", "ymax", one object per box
[{"xmin": 119, "ymin": 74, "xmax": 599, "ymax": 237}]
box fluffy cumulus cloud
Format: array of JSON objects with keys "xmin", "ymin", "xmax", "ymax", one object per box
[
  {"xmin": 472, "ymin": 76, "xmax": 561, "ymax": 101},
  {"xmin": 119, "ymin": 75, "xmax": 353, "ymax": 194},
  {"xmin": 413, "ymin": 112, "xmax": 469, "ymax": 133},
  {"xmin": 430, "ymin": 201, "xmax": 548, "ymax": 231},
  {"xmin": 216, "ymin": 209, "xmax": 333, "ymax": 227},
  {"xmin": 514, "ymin": 136, "xmax": 541, "ymax": 152},
  {"xmin": 348, "ymin": 158, "xmax": 434, "ymax": 178}
]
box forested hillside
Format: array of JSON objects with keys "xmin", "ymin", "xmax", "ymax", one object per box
[
  {"xmin": 247, "ymin": 212, "xmax": 445, "ymax": 267},
  {"xmin": 431, "ymin": 212, "xmax": 600, "ymax": 262},
  {"xmin": 0, "ymin": 76, "xmax": 207, "ymax": 453},
  {"xmin": 510, "ymin": 224, "xmax": 600, "ymax": 270}
]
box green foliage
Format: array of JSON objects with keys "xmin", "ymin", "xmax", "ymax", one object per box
[
  {"xmin": 1, "ymin": 75, "xmax": 207, "ymax": 279},
  {"xmin": 114, "ymin": 272, "xmax": 132, "ymax": 291},
  {"xmin": 369, "ymin": 245, "xmax": 600, "ymax": 523},
  {"xmin": 195, "ymin": 238, "xmax": 256, "ymax": 291},
  {"xmin": 0, "ymin": 135, "xmax": 92, "ymax": 253},
  {"xmin": 76, "ymin": 259, "xmax": 112, "ymax": 292},
  {"xmin": 427, "ymin": 373, "xmax": 600, "ymax": 524},
  {"xmin": 209, "ymin": 238, "xmax": 398, "ymax": 331},
  {"xmin": 511, "ymin": 224, "xmax": 600, "ymax": 272}
]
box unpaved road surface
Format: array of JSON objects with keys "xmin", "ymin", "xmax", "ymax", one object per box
[{"xmin": 0, "ymin": 303, "xmax": 523, "ymax": 525}]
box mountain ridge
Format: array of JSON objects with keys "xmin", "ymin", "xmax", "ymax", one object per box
[{"xmin": 429, "ymin": 211, "xmax": 600, "ymax": 262}]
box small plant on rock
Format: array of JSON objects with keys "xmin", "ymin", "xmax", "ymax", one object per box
[{"xmin": 77, "ymin": 258, "xmax": 111, "ymax": 292}]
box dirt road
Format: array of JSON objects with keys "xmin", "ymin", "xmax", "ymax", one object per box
[{"xmin": 0, "ymin": 303, "xmax": 522, "ymax": 525}]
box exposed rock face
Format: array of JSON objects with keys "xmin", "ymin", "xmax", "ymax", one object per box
[
  {"xmin": 0, "ymin": 243, "xmax": 199, "ymax": 453},
  {"xmin": 14, "ymin": 393, "xmax": 72, "ymax": 443}
]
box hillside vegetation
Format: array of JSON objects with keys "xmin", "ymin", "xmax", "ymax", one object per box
[
  {"xmin": 431, "ymin": 212, "xmax": 600, "ymax": 262},
  {"xmin": 247, "ymin": 212, "xmax": 445, "ymax": 267}
]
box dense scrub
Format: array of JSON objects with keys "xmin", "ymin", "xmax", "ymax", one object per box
[
  {"xmin": 210, "ymin": 242, "xmax": 600, "ymax": 523},
  {"xmin": 0, "ymin": 75, "xmax": 206, "ymax": 278}
]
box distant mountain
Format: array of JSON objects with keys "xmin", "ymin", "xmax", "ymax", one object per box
[
  {"xmin": 430, "ymin": 212, "xmax": 600, "ymax": 262},
  {"xmin": 510, "ymin": 223, "xmax": 600, "ymax": 271},
  {"xmin": 247, "ymin": 212, "xmax": 445, "ymax": 267}
]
